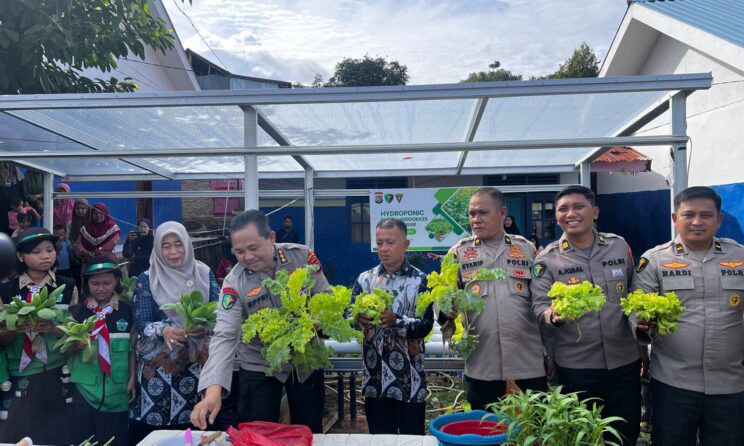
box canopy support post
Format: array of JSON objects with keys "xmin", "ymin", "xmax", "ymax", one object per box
[
  {"xmin": 580, "ymin": 161, "xmax": 591, "ymax": 187},
  {"xmin": 43, "ymin": 172, "xmax": 54, "ymax": 231},
  {"xmin": 670, "ymin": 92, "xmax": 688, "ymax": 236},
  {"xmin": 304, "ymin": 167, "xmax": 315, "ymax": 249},
  {"xmin": 244, "ymin": 106, "xmax": 259, "ymax": 211}
]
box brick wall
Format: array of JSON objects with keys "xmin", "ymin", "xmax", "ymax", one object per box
[{"xmin": 181, "ymin": 180, "xmax": 225, "ymax": 230}]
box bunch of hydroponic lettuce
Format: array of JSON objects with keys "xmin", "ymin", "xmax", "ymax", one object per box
[
  {"xmin": 621, "ymin": 289, "xmax": 685, "ymax": 336},
  {"xmin": 548, "ymin": 281, "xmax": 606, "ymax": 341},
  {"xmin": 415, "ymin": 253, "xmax": 506, "ymax": 358},
  {"xmin": 0, "ymin": 285, "xmax": 65, "ymax": 330},
  {"xmin": 241, "ymin": 266, "xmax": 359, "ymax": 374},
  {"xmin": 349, "ymin": 288, "xmax": 394, "ymax": 326},
  {"xmin": 159, "ymin": 291, "xmax": 218, "ymax": 332},
  {"xmin": 118, "ymin": 276, "xmax": 138, "ymax": 302},
  {"xmin": 53, "ymin": 315, "xmax": 99, "ymax": 363}
]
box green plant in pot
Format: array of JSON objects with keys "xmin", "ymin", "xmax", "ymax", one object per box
[{"xmin": 486, "ymin": 387, "xmax": 623, "ymax": 446}]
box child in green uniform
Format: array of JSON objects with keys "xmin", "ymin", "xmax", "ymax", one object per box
[
  {"xmin": 66, "ymin": 256, "xmax": 134, "ymax": 446},
  {"xmin": 0, "ymin": 227, "xmax": 78, "ymax": 444}
]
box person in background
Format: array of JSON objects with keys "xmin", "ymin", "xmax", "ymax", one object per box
[
  {"xmin": 54, "ymin": 225, "xmax": 72, "ymax": 279},
  {"xmin": 439, "ymin": 188, "xmax": 547, "ymax": 409},
  {"xmin": 21, "ymin": 170, "xmax": 44, "ymax": 215},
  {"xmin": 215, "ymin": 236, "xmax": 237, "ymax": 285},
  {"xmin": 528, "ymin": 234, "xmax": 543, "ymax": 254},
  {"xmin": 8, "ymin": 198, "xmax": 40, "ymax": 232},
  {"xmin": 53, "ymin": 183, "xmax": 75, "ymax": 228},
  {"xmin": 66, "ymin": 257, "xmax": 133, "ymax": 446},
  {"xmin": 352, "ymin": 218, "xmax": 433, "ymax": 435},
  {"xmin": 275, "ymin": 215, "xmax": 300, "ymax": 243},
  {"xmin": 531, "ymin": 185, "xmax": 640, "ymax": 445},
  {"xmin": 632, "ymin": 186, "xmax": 744, "ymax": 446},
  {"xmin": 75, "ymin": 203, "xmax": 120, "ymax": 270},
  {"xmin": 504, "ymin": 215, "xmax": 521, "ymax": 235},
  {"xmin": 11, "ymin": 212, "xmax": 33, "ymax": 238},
  {"xmin": 68, "ymin": 198, "xmax": 91, "ymax": 290},
  {"xmin": 122, "ymin": 218, "xmax": 154, "ymax": 279},
  {"xmin": 0, "ymin": 228, "xmax": 78, "ymax": 444},
  {"xmin": 130, "ymin": 221, "xmax": 219, "ymax": 444}
]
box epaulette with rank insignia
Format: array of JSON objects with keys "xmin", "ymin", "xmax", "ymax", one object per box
[{"xmin": 277, "ymin": 248, "xmax": 289, "ymax": 264}]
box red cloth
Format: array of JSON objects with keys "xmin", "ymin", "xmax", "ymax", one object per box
[
  {"xmin": 79, "ymin": 203, "xmax": 120, "ymax": 252},
  {"xmin": 226, "ymin": 422, "xmax": 312, "ymax": 446}
]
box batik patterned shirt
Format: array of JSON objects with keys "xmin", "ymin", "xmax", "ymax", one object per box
[{"xmin": 351, "ymin": 260, "xmax": 433, "ymax": 403}]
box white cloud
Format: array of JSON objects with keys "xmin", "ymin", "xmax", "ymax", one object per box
[{"xmin": 164, "ymin": 0, "xmax": 628, "ymax": 85}]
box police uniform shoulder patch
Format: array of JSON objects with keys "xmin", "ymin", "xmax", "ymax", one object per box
[
  {"xmin": 307, "ymin": 250, "xmax": 322, "ymax": 273},
  {"xmin": 277, "ymin": 248, "xmax": 288, "ymax": 265},
  {"xmin": 532, "ymin": 262, "xmax": 547, "ymax": 278},
  {"xmin": 221, "ymin": 287, "xmax": 239, "ymax": 310},
  {"xmin": 561, "ymin": 240, "xmax": 571, "ymax": 252},
  {"xmin": 637, "ymin": 257, "xmax": 649, "ymax": 273}
]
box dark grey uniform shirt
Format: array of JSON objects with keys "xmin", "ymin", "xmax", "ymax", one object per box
[
  {"xmin": 631, "ymin": 236, "xmax": 744, "ymax": 395},
  {"xmin": 532, "ymin": 232, "xmax": 639, "ymax": 370},
  {"xmin": 443, "ymin": 233, "xmax": 545, "ymax": 381},
  {"xmin": 197, "ymin": 243, "xmax": 331, "ymax": 395}
]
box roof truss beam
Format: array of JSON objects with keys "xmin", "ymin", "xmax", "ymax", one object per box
[
  {"xmin": 456, "ymin": 97, "xmax": 489, "ymax": 175},
  {"xmin": 0, "ymin": 74, "xmax": 712, "ymax": 111}
]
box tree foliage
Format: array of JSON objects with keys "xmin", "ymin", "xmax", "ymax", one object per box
[
  {"xmin": 325, "ymin": 55, "xmax": 408, "ymax": 87},
  {"xmin": 461, "ymin": 60, "xmax": 522, "ymax": 83},
  {"xmin": 546, "ymin": 42, "xmax": 599, "ymax": 79},
  {"xmin": 0, "ymin": 0, "xmax": 190, "ymax": 94}
]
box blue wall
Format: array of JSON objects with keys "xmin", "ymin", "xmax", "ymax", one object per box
[
  {"xmin": 596, "ymin": 189, "xmax": 671, "ymax": 258},
  {"xmin": 712, "ymin": 182, "xmax": 744, "ymax": 243},
  {"xmin": 66, "ymin": 180, "xmax": 182, "ymax": 232}
]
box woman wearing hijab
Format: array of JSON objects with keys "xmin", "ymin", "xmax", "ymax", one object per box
[
  {"xmin": 130, "ymin": 222, "xmax": 219, "ymax": 444},
  {"xmin": 122, "ymin": 218, "xmax": 154, "ymax": 278},
  {"xmin": 504, "ymin": 215, "xmax": 521, "ymax": 235},
  {"xmin": 53, "ymin": 183, "xmax": 75, "ymax": 228},
  {"xmin": 74, "ymin": 203, "xmax": 120, "ymax": 269},
  {"xmin": 68, "ymin": 198, "xmax": 91, "ymax": 290}
]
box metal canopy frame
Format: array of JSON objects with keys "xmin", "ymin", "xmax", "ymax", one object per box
[{"xmin": 0, "ymin": 73, "xmax": 711, "ymax": 237}]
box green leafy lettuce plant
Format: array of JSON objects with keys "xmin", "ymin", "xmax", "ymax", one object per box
[
  {"xmin": 486, "ymin": 387, "xmax": 623, "ymax": 446},
  {"xmin": 621, "ymin": 289, "xmax": 684, "ymax": 336},
  {"xmin": 548, "ymin": 281, "xmax": 606, "ymax": 342},
  {"xmin": 349, "ymin": 288, "xmax": 394, "ymax": 326},
  {"xmin": 415, "ymin": 253, "xmax": 506, "ymax": 358},
  {"xmin": 159, "ymin": 291, "xmax": 217, "ymax": 332},
  {"xmin": 119, "ymin": 276, "xmax": 138, "ymax": 302},
  {"xmin": 241, "ymin": 266, "xmax": 359, "ymax": 375},
  {"xmin": 0, "ymin": 285, "xmax": 65, "ymax": 330},
  {"xmin": 53, "ymin": 315, "xmax": 99, "ymax": 363}
]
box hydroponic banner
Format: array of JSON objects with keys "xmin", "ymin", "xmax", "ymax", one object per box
[{"xmin": 369, "ymin": 187, "xmax": 477, "ymax": 251}]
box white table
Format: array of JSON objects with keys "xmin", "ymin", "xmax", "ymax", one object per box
[{"xmin": 138, "ymin": 431, "xmax": 439, "ymax": 446}]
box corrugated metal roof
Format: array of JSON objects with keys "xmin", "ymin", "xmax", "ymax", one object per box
[
  {"xmin": 635, "ymin": 0, "xmax": 744, "ymax": 48},
  {"xmin": 594, "ymin": 146, "xmax": 650, "ymax": 163}
]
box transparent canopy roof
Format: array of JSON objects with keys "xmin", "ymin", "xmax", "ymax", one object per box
[{"xmin": 0, "ymin": 74, "xmax": 710, "ymax": 180}]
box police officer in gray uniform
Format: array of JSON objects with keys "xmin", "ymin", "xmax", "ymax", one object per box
[
  {"xmin": 632, "ymin": 186, "xmax": 744, "ymax": 446},
  {"xmin": 440, "ymin": 188, "xmax": 547, "ymax": 409},
  {"xmin": 531, "ymin": 185, "xmax": 640, "ymax": 445},
  {"xmin": 191, "ymin": 210, "xmax": 330, "ymax": 432}
]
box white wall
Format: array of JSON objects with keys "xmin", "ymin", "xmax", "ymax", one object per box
[{"xmin": 599, "ymin": 33, "xmax": 744, "ymax": 194}]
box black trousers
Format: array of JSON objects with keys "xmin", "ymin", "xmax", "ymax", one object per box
[
  {"xmin": 465, "ymin": 375, "xmax": 548, "ymax": 411},
  {"xmin": 556, "ymin": 360, "xmax": 641, "ymax": 446},
  {"xmin": 364, "ymin": 397, "xmax": 426, "ymax": 435},
  {"xmin": 238, "ymin": 369, "xmax": 324, "ymax": 433},
  {"xmin": 651, "ymin": 379, "xmax": 744, "ymax": 446},
  {"xmin": 0, "ymin": 368, "xmax": 70, "ymax": 445},
  {"xmin": 66, "ymin": 385, "xmax": 129, "ymax": 446}
]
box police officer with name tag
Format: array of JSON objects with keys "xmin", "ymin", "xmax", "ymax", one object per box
[
  {"xmin": 191, "ymin": 210, "xmax": 330, "ymax": 432},
  {"xmin": 531, "ymin": 185, "xmax": 641, "ymax": 445},
  {"xmin": 632, "ymin": 186, "xmax": 744, "ymax": 446},
  {"xmin": 440, "ymin": 187, "xmax": 547, "ymax": 409}
]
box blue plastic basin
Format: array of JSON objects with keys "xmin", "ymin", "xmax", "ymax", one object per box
[{"xmin": 429, "ymin": 410, "xmax": 509, "ymax": 446}]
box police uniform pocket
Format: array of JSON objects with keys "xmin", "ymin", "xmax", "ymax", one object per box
[
  {"xmin": 661, "ymin": 276, "xmax": 696, "ymax": 308},
  {"xmin": 720, "ymin": 276, "xmax": 744, "ymax": 311},
  {"xmin": 603, "ymin": 268, "xmax": 628, "ymax": 301},
  {"xmin": 507, "ymin": 268, "xmax": 531, "ymax": 298}
]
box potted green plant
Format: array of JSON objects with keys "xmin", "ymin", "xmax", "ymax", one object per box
[{"xmin": 486, "ymin": 387, "xmax": 623, "ymax": 446}]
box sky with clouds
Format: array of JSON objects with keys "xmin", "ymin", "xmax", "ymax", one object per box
[{"xmin": 163, "ymin": 0, "xmax": 629, "ymax": 85}]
